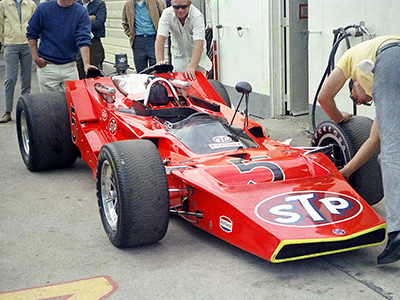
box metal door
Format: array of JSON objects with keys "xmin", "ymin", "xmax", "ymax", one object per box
[{"xmin": 287, "ymin": 0, "xmax": 309, "ymax": 115}]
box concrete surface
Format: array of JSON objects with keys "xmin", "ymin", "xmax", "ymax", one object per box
[{"xmin": 0, "ymin": 51, "xmax": 399, "ymax": 300}]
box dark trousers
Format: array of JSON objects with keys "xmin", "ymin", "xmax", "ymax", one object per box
[
  {"xmin": 77, "ymin": 37, "xmax": 105, "ymax": 79},
  {"xmin": 133, "ymin": 35, "xmax": 156, "ymax": 73}
]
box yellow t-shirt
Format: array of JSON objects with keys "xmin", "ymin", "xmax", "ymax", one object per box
[{"xmin": 336, "ymin": 35, "xmax": 400, "ymax": 96}]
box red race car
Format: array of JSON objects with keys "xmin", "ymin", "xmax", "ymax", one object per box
[{"xmin": 16, "ymin": 63, "xmax": 386, "ymax": 263}]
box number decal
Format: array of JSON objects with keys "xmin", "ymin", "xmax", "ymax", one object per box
[{"xmin": 229, "ymin": 158, "xmax": 285, "ymax": 181}]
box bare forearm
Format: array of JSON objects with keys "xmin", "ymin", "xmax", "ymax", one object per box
[
  {"xmin": 340, "ymin": 119, "xmax": 380, "ymax": 179},
  {"xmin": 155, "ymin": 35, "xmax": 166, "ymax": 63},
  {"xmin": 318, "ymin": 67, "xmax": 351, "ymax": 123},
  {"xmin": 80, "ymin": 46, "xmax": 91, "ymax": 68},
  {"xmin": 28, "ymin": 39, "xmax": 39, "ymax": 60},
  {"xmin": 188, "ymin": 40, "xmax": 203, "ymax": 70}
]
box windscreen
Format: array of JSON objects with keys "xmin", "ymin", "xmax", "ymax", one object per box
[{"xmin": 166, "ymin": 114, "xmax": 258, "ymax": 154}]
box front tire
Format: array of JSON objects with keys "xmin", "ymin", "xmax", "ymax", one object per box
[
  {"xmin": 311, "ymin": 116, "xmax": 383, "ymax": 205},
  {"xmin": 16, "ymin": 92, "xmax": 78, "ymax": 171},
  {"xmin": 96, "ymin": 140, "xmax": 169, "ymax": 247}
]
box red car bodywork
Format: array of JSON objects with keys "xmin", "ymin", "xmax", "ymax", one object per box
[{"xmin": 65, "ymin": 71, "xmax": 386, "ymax": 263}]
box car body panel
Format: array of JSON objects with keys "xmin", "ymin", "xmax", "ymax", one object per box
[{"xmin": 63, "ymin": 70, "xmax": 386, "ymax": 262}]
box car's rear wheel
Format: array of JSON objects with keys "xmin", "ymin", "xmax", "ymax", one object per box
[
  {"xmin": 311, "ymin": 116, "xmax": 383, "ymax": 205},
  {"xmin": 208, "ymin": 79, "xmax": 232, "ymax": 107},
  {"xmin": 16, "ymin": 92, "xmax": 78, "ymax": 171},
  {"xmin": 96, "ymin": 139, "xmax": 169, "ymax": 247}
]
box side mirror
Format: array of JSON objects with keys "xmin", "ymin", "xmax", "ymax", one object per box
[
  {"xmin": 230, "ymin": 81, "xmax": 252, "ymax": 130},
  {"xmin": 235, "ymin": 81, "xmax": 252, "ymax": 94}
]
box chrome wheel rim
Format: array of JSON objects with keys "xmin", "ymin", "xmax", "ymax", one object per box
[
  {"xmin": 101, "ymin": 160, "xmax": 118, "ymax": 231},
  {"xmin": 20, "ymin": 111, "xmax": 30, "ymax": 155}
]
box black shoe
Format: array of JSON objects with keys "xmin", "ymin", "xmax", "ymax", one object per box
[
  {"xmin": 377, "ymin": 231, "xmax": 400, "ymax": 264},
  {"xmin": 0, "ymin": 112, "xmax": 11, "ymax": 123}
]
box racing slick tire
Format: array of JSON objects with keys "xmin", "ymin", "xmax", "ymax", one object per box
[
  {"xmin": 96, "ymin": 139, "xmax": 170, "ymax": 247},
  {"xmin": 16, "ymin": 92, "xmax": 78, "ymax": 172},
  {"xmin": 208, "ymin": 79, "xmax": 232, "ymax": 107},
  {"xmin": 311, "ymin": 116, "xmax": 383, "ymax": 206}
]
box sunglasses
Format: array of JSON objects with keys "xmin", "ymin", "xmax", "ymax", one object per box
[
  {"xmin": 349, "ymin": 93, "xmax": 372, "ymax": 106},
  {"xmin": 172, "ymin": 4, "xmax": 190, "ymax": 9}
]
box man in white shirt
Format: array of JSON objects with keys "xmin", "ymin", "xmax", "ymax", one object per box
[{"xmin": 155, "ymin": 0, "xmax": 211, "ymax": 80}]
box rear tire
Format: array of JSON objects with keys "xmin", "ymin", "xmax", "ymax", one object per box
[
  {"xmin": 208, "ymin": 79, "xmax": 232, "ymax": 107},
  {"xmin": 96, "ymin": 140, "xmax": 170, "ymax": 247},
  {"xmin": 16, "ymin": 92, "xmax": 78, "ymax": 171},
  {"xmin": 311, "ymin": 116, "xmax": 383, "ymax": 205}
]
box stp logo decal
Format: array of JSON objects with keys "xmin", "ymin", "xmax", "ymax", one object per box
[
  {"xmin": 255, "ymin": 191, "xmax": 362, "ymax": 227},
  {"xmin": 109, "ymin": 118, "xmax": 117, "ymax": 135}
]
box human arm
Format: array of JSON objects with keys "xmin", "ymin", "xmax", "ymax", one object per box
[
  {"xmin": 317, "ymin": 67, "xmax": 353, "ymax": 123},
  {"xmin": 340, "ymin": 118, "xmax": 380, "ymax": 180},
  {"xmin": 89, "ymin": 1, "xmax": 106, "ymax": 33},
  {"xmin": 28, "ymin": 39, "xmax": 51, "ymax": 68},
  {"xmin": 184, "ymin": 39, "xmax": 203, "ymax": 80},
  {"xmin": 155, "ymin": 34, "xmax": 167, "ymax": 64},
  {"xmin": 80, "ymin": 45, "xmax": 97, "ymax": 74},
  {"xmin": 0, "ymin": 3, "xmax": 4, "ymax": 47},
  {"xmin": 156, "ymin": 0, "xmax": 165, "ymax": 13},
  {"xmin": 121, "ymin": 2, "xmax": 131, "ymax": 37}
]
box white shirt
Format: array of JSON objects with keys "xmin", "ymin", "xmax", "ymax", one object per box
[{"xmin": 157, "ymin": 5, "xmax": 212, "ymax": 72}]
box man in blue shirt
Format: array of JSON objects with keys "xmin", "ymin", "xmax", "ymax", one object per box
[
  {"xmin": 76, "ymin": 0, "xmax": 107, "ymax": 79},
  {"xmin": 26, "ymin": 0, "xmax": 96, "ymax": 92},
  {"xmin": 122, "ymin": 0, "xmax": 164, "ymax": 73}
]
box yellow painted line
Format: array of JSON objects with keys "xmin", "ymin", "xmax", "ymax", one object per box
[{"xmin": 0, "ymin": 276, "xmax": 118, "ymax": 300}]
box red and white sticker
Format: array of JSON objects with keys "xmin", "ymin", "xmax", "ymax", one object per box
[
  {"xmin": 220, "ymin": 216, "xmax": 233, "ymax": 233},
  {"xmin": 102, "ymin": 109, "xmax": 108, "ymax": 121},
  {"xmin": 209, "ymin": 142, "xmax": 242, "ymax": 149},
  {"xmin": 109, "ymin": 117, "xmax": 117, "ymax": 135},
  {"xmin": 255, "ymin": 191, "xmax": 362, "ymax": 227},
  {"xmin": 213, "ymin": 135, "xmax": 232, "ymax": 143}
]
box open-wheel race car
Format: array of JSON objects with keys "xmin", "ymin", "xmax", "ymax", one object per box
[{"xmin": 16, "ymin": 62, "xmax": 386, "ymax": 263}]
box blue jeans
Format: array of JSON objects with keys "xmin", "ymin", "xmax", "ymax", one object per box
[
  {"xmin": 372, "ymin": 46, "xmax": 400, "ymax": 233},
  {"xmin": 133, "ymin": 35, "xmax": 156, "ymax": 73},
  {"xmin": 4, "ymin": 44, "xmax": 32, "ymax": 113}
]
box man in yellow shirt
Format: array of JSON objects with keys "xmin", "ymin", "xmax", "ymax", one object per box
[{"xmin": 318, "ymin": 35, "xmax": 400, "ymax": 264}]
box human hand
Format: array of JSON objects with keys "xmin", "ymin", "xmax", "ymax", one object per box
[
  {"xmin": 156, "ymin": 60, "xmax": 167, "ymax": 65},
  {"xmin": 339, "ymin": 111, "xmax": 353, "ymax": 123},
  {"xmin": 84, "ymin": 64, "xmax": 98, "ymax": 76},
  {"xmin": 339, "ymin": 167, "xmax": 351, "ymax": 181},
  {"xmin": 34, "ymin": 57, "xmax": 51, "ymax": 68},
  {"xmin": 184, "ymin": 67, "xmax": 196, "ymax": 80}
]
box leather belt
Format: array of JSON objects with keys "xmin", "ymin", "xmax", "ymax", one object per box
[
  {"xmin": 376, "ymin": 41, "xmax": 400, "ymax": 57},
  {"xmin": 136, "ymin": 34, "xmax": 156, "ymax": 38}
]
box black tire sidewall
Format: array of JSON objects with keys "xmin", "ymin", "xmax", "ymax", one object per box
[
  {"xmin": 312, "ymin": 116, "xmax": 383, "ymax": 205},
  {"xmin": 96, "ymin": 139, "xmax": 170, "ymax": 247},
  {"xmin": 16, "ymin": 92, "xmax": 78, "ymax": 171}
]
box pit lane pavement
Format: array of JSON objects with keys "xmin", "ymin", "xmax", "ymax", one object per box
[{"xmin": 0, "ymin": 51, "xmax": 399, "ymax": 300}]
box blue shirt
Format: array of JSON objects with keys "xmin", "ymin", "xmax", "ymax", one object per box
[
  {"xmin": 134, "ymin": 0, "xmax": 156, "ymax": 36},
  {"xmin": 13, "ymin": 0, "xmax": 23, "ymax": 22},
  {"xmin": 26, "ymin": 0, "xmax": 91, "ymax": 64}
]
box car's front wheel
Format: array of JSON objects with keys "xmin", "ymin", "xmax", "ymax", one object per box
[
  {"xmin": 96, "ymin": 139, "xmax": 170, "ymax": 247},
  {"xmin": 311, "ymin": 116, "xmax": 383, "ymax": 205}
]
